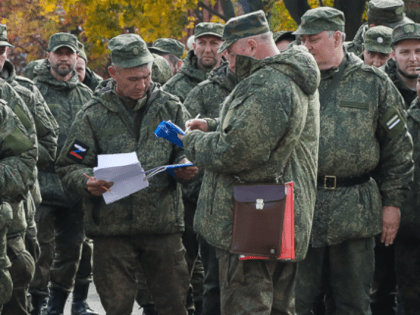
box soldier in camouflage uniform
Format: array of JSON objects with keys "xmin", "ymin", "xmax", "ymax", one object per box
[
  {"xmin": 149, "ymin": 38, "xmax": 185, "ymax": 75},
  {"xmin": 0, "ymin": 97, "xmax": 38, "ymax": 313},
  {"xmin": 181, "ymin": 59, "xmax": 236, "ymax": 315},
  {"xmin": 294, "ymin": 7, "xmax": 414, "ymax": 315},
  {"xmin": 75, "ymin": 41, "xmax": 103, "ymax": 91},
  {"xmin": 163, "ymin": 22, "xmax": 224, "ymax": 102},
  {"xmin": 345, "ymin": 0, "xmax": 413, "ymax": 56},
  {"xmin": 273, "ymin": 31, "xmax": 296, "ymax": 51},
  {"xmin": 361, "ymin": 26, "xmax": 393, "ymax": 69},
  {"xmin": 150, "ymin": 53, "xmax": 173, "ymax": 85},
  {"xmin": 55, "ymin": 33, "xmax": 197, "ymax": 315},
  {"xmin": 181, "ymin": 11, "xmax": 321, "ymax": 314},
  {"xmin": 394, "ymin": 69, "xmax": 420, "ymax": 315},
  {"xmin": 30, "ymin": 33, "xmax": 96, "ymax": 315},
  {"xmin": 385, "ymin": 23, "xmax": 420, "ymax": 108}
]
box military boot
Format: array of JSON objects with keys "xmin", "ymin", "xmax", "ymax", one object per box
[
  {"xmin": 30, "ymin": 294, "xmax": 48, "ymax": 315},
  {"xmin": 46, "ymin": 290, "xmax": 69, "ymax": 315},
  {"xmin": 71, "ymin": 283, "xmax": 98, "ymax": 315}
]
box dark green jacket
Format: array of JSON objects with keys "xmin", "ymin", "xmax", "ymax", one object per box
[
  {"xmin": 56, "ymin": 81, "xmax": 189, "ymax": 237},
  {"xmin": 312, "ymin": 52, "xmax": 413, "ymax": 248},
  {"xmin": 385, "ymin": 58, "xmax": 417, "ymax": 109},
  {"xmin": 34, "ymin": 60, "xmax": 92, "ymax": 207},
  {"xmin": 163, "ymin": 50, "xmax": 210, "ymax": 102},
  {"xmin": 344, "ymin": 22, "xmax": 367, "ymax": 57},
  {"xmin": 83, "ymin": 67, "xmax": 103, "ymax": 91},
  {"xmin": 184, "ymin": 46, "xmax": 321, "ymax": 261}
]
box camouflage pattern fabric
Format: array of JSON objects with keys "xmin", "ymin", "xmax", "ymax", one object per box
[
  {"xmin": 293, "ymin": 7, "xmax": 345, "ymax": 36},
  {"xmin": 364, "ymin": 25, "xmax": 393, "ymax": 54},
  {"xmin": 83, "ymin": 67, "xmax": 103, "ymax": 91},
  {"xmin": 109, "ymin": 34, "xmax": 154, "ymax": 69},
  {"xmin": 33, "ymin": 59, "xmax": 92, "ymax": 207},
  {"xmin": 344, "ymin": 23, "xmax": 368, "ymax": 56},
  {"xmin": 194, "ymin": 22, "xmax": 224, "ymax": 39},
  {"xmin": 151, "ymin": 53, "xmax": 172, "ymax": 85},
  {"xmin": 55, "ymin": 80, "xmax": 189, "ymax": 237},
  {"xmin": 23, "ymin": 59, "xmax": 44, "ymax": 80},
  {"xmin": 149, "ymin": 38, "xmax": 186, "ymax": 59},
  {"xmin": 391, "ymin": 22, "xmax": 420, "ymax": 46},
  {"xmin": 0, "ymin": 202, "xmax": 13, "ymax": 308},
  {"xmin": 183, "ymin": 45, "xmax": 321, "ymax": 262},
  {"xmin": 385, "ymin": 58, "xmax": 418, "ymax": 109},
  {"xmin": 163, "ymin": 50, "xmax": 210, "ymax": 102}
]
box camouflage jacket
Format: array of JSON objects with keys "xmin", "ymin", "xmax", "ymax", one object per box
[
  {"xmin": 83, "ymin": 67, "xmax": 103, "ymax": 91},
  {"xmin": 55, "ymin": 80, "xmax": 189, "ymax": 237},
  {"xmin": 0, "ymin": 98, "xmax": 37, "ymax": 238},
  {"xmin": 163, "ymin": 50, "xmax": 210, "ymax": 102},
  {"xmin": 385, "ymin": 58, "xmax": 417, "ymax": 109},
  {"xmin": 344, "ymin": 22, "xmax": 367, "ymax": 56},
  {"xmin": 183, "ymin": 46, "xmax": 321, "ymax": 261},
  {"xmin": 399, "ymin": 97, "xmax": 420, "ymax": 240},
  {"xmin": 312, "ymin": 52, "xmax": 413, "ymax": 248},
  {"xmin": 182, "ymin": 61, "xmax": 236, "ymax": 204},
  {"xmin": 23, "ymin": 59, "xmax": 44, "ymax": 80},
  {"xmin": 0, "ymin": 202, "xmax": 12, "ymax": 304},
  {"xmin": 34, "ymin": 59, "xmax": 92, "ymax": 207}
]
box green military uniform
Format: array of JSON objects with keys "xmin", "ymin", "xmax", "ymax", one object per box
[
  {"xmin": 183, "ymin": 11, "xmax": 321, "ymax": 314},
  {"xmin": 149, "ymin": 38, "xmax": 186, "ymax": 59},
  {"xmin": 151, "ymin": 53, "xmax": 172, "ymax": 85},
  {"xmin": 345, "ymin": 0, "xmax": 413, "ymax": 56},
  {"xmin": 56, "ymin": 34, "xmax": 190, "ymax": 315},
  {"xmin": 394, "ymin": 95, "xmax": 420, "ymax": 314},
  {"xmin": 293, "ymin": 8, "xmax": 414, "ymax": 315},
  {"xmin": 183, "ymin": 61, "xmax": 236, "ymax": 315},
  {"xmin": 0, "ymin": 202, "xmax": 13, "ymax": 313},
  {"xmin": 23, "ymin": 59, "xmax": 44, "ymax": 81},
  {"xmin": 77, "ymin": 41, "xmax": 103, "ymax": 91},
  {"xmin": 30, "ymin": 33, "xmax": 94, "ymax": 315}
]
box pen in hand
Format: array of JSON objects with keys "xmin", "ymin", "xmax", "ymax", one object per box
[
  {"xmin": 185, "ymin": 114, "xmax": 201, "ymax": 133},
  {"xmin": 83, "ymin": 173, "xmax": 112, "ymax": 193}
]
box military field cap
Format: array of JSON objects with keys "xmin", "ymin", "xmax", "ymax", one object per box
[
  {"xmin": 293, "ymin": 7, "xmax": 345, "ymax": 35},
  {"xmin": 77, "ymin": 41, "xmax": 88, "ymax": 63},
  {"xmin": 0, "ymin": 24, "xmax": 13, "ymax": 48},
  {"xmin": 149, "ymin": 38, "xmax": 185, "ymax": 59},
  {"xmin": 48, "ymin": 33, "xmax": 78, "ymax": 53},
  {"xmin": 364, "ymin": 26, "xmax": 393, "ymax": 54},
  {"xmin": 273, "ymin": 31, "xmax": 296, "ymax": 43},
  {"xmin": 368, "ymin": 0, "xmax": 413, "ymax": 28},
  {"xmin": 194, "ymin": 22, "xmax": 224, "ymax": 39},
  {"xmin": 218, "ymin": 10, "xmax": 270, "ymax": 53},
  {"xmin": 392, "ymin": 23, "xmax": 420, "ymax": 46},
  {"xmin": 108, "ymin": 34, "xmax": 154, "ymax": 68}
]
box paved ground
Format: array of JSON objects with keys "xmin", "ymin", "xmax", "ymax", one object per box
[{"xmin": 63, "ymin": 283, "xmax": 143, "ymax": 315}]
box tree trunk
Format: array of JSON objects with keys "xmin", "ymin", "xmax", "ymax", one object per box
[
  {"xmin": 220, "ymin": 0, "xmax": 236, "ymax": 19},
  {"xmin": 283, "ymin": 0, "xmax": 311, "ymax": 25},
  {"xmin": 334, "ymin": 0, "xmax": 367, "ymax": 41}
]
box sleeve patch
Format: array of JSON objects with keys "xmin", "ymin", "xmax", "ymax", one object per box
[
  {"xmin": 66, "ymin": 140, "xmax": 90, "ymax": 162},
  {"xmin": 379, "ymin": 106, "xmax": 405, "ymax": 138}
]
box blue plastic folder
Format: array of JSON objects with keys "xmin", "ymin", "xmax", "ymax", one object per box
[
  {"xmin": 165, "ymin": 163, "xmax": 194, "ymax": 177},
  {"xmin": 144, "ymin": 163, "xmax": 194, "ymax": 179},
  {"xmin": 154, "ymin": 120, "xmax": 185, "ymax": 148}
]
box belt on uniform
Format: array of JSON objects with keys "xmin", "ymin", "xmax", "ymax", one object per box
[{"xmin": 317, "ymin": 174, "xmax": 371, "ymax": 190}]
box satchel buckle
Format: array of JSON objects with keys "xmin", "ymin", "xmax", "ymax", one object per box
[
  {"xmin": 324, "ymin": 175, "xmax": 336, "ymax": 190},
  {"xmin": 256, "ymin": 199, "xmax": 264, "ymax": 209}
]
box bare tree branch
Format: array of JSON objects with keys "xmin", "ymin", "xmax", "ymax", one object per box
[{"xmin": 197, "ymin": 2, "xmax": 227, "ymax": 21}]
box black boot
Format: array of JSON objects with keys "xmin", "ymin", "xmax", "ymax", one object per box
[
  {"xmin": 46, "ymin": 290, "xmax": 69, "ymax": 315},
  {"xmin": 71, "ymin": 283, "xmax": 98, "ymax": 315},
  {"xmin": 30, "ymin": 294, "xmax": 48, "ymax": 315}
]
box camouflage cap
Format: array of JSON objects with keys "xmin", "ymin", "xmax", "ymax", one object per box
[
  {"xmin": 392, "ymin": 23, "xmax": 420, "ymax": 46},
  {"xmin": 0, "ymin": 24, "xmax": 13, "ymax": 48},
  {"xmin": 273, "ymin": 31, "xmax": 296, "ymax": 43},
  {"xmin": 108, "ymin": 34, "xmax": 154, "ymax": 68},
  {"xmin": 77, "ymin": 41, "xmax": 88, "ymax": 63},
  {"xmin": 194, "ymin": 22, "xmax": 224, "ymax": 39},
  {"xmin": 293, "ymin": 7, "xmax": 345, "ymax": 35},
  {"xmin": 364, "ymin": 25, "xmax": 393, "ymax": 54},
  {"xmin": 218, "ymin": 10, "xmax": 270, "ymax": 53},
  {"xmin": 368, "ymin": 0, "xmax": 413, "ymax": 28},
  {"xmin": 149, "ymin": 38, "xmax": 185, "ymax": 59},
  {"xmin": 48, "ymin": 32, "xmax": 78, "ymax": 53}
]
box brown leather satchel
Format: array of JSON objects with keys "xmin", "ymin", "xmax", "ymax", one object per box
[{"xmin": 231, "ymin": 183, "xmax": 287, "ymax": 259}]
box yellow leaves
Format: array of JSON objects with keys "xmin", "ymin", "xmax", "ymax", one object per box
[
  {"xmin": 44, "ymin": 4, "xmax": 55, "ymax": 12},
  {"xmin": 1, "ymin": 18, "xmax": 9, "ymax": 25}
]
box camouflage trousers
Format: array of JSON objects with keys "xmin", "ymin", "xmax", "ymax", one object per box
[
  {"xmin": 3, "ymin": 235, "xmax": 35, "ymax": 315},
  {"xmin": 394, "ymin": 234, "xmax": 420, "ymax": 315},
  {"xmin": 296, "ymin": 237, "xmax": 375, "ymax": 315},
  {"xmin": 216, "ymin": 249, "xmax": 296, "ymax": 315},
  {"xmin": 93, "ymin": 233, "xmax": 189, "ymax": 315},
  {"xmin": 0, "ymin": 268, "xmax": 13, "ymax": 311},
  {"xmin": 29, "ymin": 203, "xmax": 93, "ymax": 297}
]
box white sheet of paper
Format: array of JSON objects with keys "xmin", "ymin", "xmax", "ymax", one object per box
[{"xmin": 93, "ymin": 152, "xmax": 149, "ymax": 204}]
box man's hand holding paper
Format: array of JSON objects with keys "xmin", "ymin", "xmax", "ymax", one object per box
[
  {"xmin": 86, "ymin": 176, "xmax": 114, "ymax": 196},
  {"xmin": 173, "ymin": 158, "xmax": 198, "ymax": 180}
]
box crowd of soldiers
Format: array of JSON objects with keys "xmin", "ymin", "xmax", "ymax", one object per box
[{"xmin": 0, "ymin": 0, "xmax": 419, "ymax": 314}]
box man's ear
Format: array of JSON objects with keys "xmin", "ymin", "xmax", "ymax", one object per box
[
  {"xmin": 391, "ymin": 50, "xmax": 396, "ymax": 61},
  {"xmin": 108, "ymin": 65, "xmax": 116, "ymax": 79},
  {"xmin": 334, "ymin": 31, "xmax": 342, "ymax": 47},
  {"xmin": 176, "ymin": 60, "xmax": 183, "ymax": 71}
]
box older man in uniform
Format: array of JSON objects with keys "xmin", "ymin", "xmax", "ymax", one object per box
[
  {"xmin": 56, "ymin": 33, "xmax": 197, "ymax": 315},
  {"xmin": 181, "ymin": 10, "xmax": 321, "ymax": 314},
  {"xmin": 294, "ymin": 7, "xmax": 413, "ymax": 315}
]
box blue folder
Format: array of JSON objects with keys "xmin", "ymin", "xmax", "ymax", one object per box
[{"xmin": 154, "ymin": 120, "xmax": 185, "ymax": 148}]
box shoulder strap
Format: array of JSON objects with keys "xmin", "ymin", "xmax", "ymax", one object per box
[{"xmin": 319, "ymin": 56, "xmax": 347, "ymax": 106}]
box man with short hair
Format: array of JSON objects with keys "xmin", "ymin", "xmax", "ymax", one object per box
[
  {"xmin": 163, "ymin": 22, "xmax": 224, "ymax": 102},
  {"xmin": 385, "ymin": 23, "xmax": 420, "ymax": 108},
  {"xmin": 362, "ymin": 26, "xmax": 393, "ymax": 69},
  {"xmin": 56, "ymin": 33, "xmax": 197, "ymax": 315},
  {"xmin": 181, "ymin": 10, "xmax": 321, "ymax": 314},
  {"xmin": 273, "ymin": 31, "xmax": 296, "ymax": 51},
  {"xmin": 346, "ymin": 0, "xmax": 413, "ymax": 56},
  {"xmin": 149, "ymin": 38, "xmax": 185, "ymax": 75},
  {"xmin": 76, "ymin": 42, "xmax": 103, "ymax": 91},
  {"xmin": 294, "ymin": 7, "xmax": 414, "ymax": 315},
  {"xmin": 31, "ymin": 33, "xmax": 95, "ymax": 315}
]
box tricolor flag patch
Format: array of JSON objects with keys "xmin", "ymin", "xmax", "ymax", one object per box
[
  {"xmin": 386, "ymin": 114, "xmax": 401, "ymax": 130},
  {"xmin": 66, "ymin": 140, "xmax": 89, "ymax": 162}
]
